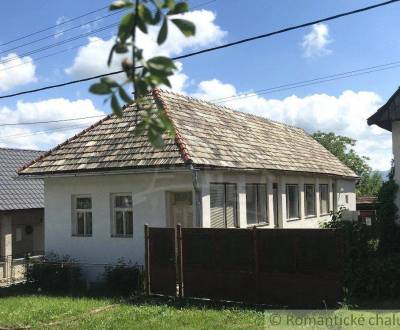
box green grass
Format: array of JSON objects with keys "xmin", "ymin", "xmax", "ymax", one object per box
[
  {"xmin": 0, "ymin": 294, "xmax": 265, "ymax": 329},
  {"xmin": 1, "ymin": 293, "xmax": 400, "ymax": 329}
]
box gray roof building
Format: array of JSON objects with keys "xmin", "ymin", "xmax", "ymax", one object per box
[
  {"xmin": 0, "ymin": 148, "xmax": 44, "ymax": 211},
  {"xmin": 19, "ymin": 89, "xmax": 356, "ymax": 178}
]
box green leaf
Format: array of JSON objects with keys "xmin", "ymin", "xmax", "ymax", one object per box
[
  {"xmin": 111, "ymin": 94, "xmax": 122, "ymax": 117},
  {"xmin": 119, "ymin": 87, "xmax": 132, "ymax": 104},
  {"xmin": 138, "ymin": 4, "xmax": 154, "ymax": 24},
  {"xmin": 110, "ymin": 0, "xmax": 133, "ymax": 10},
  {"xmin": 101, "ymin": 77, "xmax": 119, "ymax": 88},
  {"xmin": 118, "ymin": 13, "xmax": 135, "ymax": 43},
  {"xmin": 171, "ymin": 18, "xmax": 195, "ymax": 37},
  {"xmin": 136, "ymin": 16, "xmax": 148, "ymax": 34},
  {"xmin": 147, "ymin": 56, "xmax": 176, "ymax": 72},
  {"xmin": 157, "ymin": 18, "xmax": 168, "ymax": 45},
  {"xmin": 153, "ymin": 9, "xmax": 162, "ymax": 25},
  {"xmin": 107, "ymin": 44, "xmax": 116, "ymax": 67},
  {"xmin": 115, "ymin": 43, "xmax": 129, "ymax": 54},
  {"xmin": 89, "ymin": 83, "xmax": 111, "ymax": 95},
  {"xmin": 163, "ymin": 0, "xmax": 175, "ymax": 10},
  {"xmin": 168, "ymin": 2, "xmax": 188, "ymax": 15}
]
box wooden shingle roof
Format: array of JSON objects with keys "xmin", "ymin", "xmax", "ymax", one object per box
[{"xmin": 19, "ymin": 89, "xmax": 357, "ymax": 178}]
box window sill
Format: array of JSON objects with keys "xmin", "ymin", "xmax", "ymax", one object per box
[
  {"xmin": 247, "ymin": 223, "xmax": 270, "ymax": 228},
  {"xmin": 286, "ymin": 217, "xmax": 301, "ymax": 222},
  {"xmin": 305, "ymin": 215, "xmax": 317, "ymax": 219},
  {"xmin": 72, "ymin": 235, "xmax": 92, "ymax": 237},
  {"xmin": 111, "ymin": 235, "xmax": 133, "ymax": 238}
]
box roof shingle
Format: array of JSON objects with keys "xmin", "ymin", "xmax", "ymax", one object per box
[
  {"xmin": 19, "ymin": 90, "xmax": 357, "ymax": 178},
  {"xmin": 0, "ymin": 148, "xmax": 44, "ymax": 211}
]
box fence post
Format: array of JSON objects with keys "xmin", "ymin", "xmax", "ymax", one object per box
[
  {"xmin": 144, "ymin": 224, "xmax": 150, "ymax": 296},
  {"xmin": 252, "ymin": 226, "xmax": 259, "ymax": 304},
  {"xmin": 176, "ymin": 224, "xmax": 184, "ymax": 298}
]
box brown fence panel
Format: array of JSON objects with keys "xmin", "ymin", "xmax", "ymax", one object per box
[
  {"xmin": 256, "ymin": 229, "xmax": 344, "ymax": 307},
  {"xmin": 148, "ymin": 227, "xmax": 176, "ymax": 296},
  {"xmin": 182, "ymin": 228, "xmax": 255, "ymax": 302},
  {"xmin": 147, "ymin": 227, "xmax": 344, "ymax": 307}
]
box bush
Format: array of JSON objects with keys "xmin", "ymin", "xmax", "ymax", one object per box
[
  {"xmin": 103, "ymin": 259, "xmax": 143, "ymax": 296},
  {"xmin": 323, "ymin": 208, "xmax": 400, "ymax": 300},
  {"xmin": 27, "ymin": 254, "xmax": 84, "ymax": 293}
]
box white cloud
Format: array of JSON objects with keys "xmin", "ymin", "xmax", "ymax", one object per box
[
  {"xmin": 55, "ymin": 16, "xmax": 68, "ymax": 39},
  {"xmin": 193, "ymin": 79, "xmax": 392, "ymax": 171},
  {"xmin": 0, "ymin": 98, "xmax": 105, "ymax": 150},
  {"xmin": 301, "ymin": 23, "xmax": 332, "ymax": 57},
  {"xmin": 0, "ymin": 53, "xmax": 37, "ymax": 91},
  {"xmin": 65, "ymin": 9, "xmax": 226, "ymax": 83}
]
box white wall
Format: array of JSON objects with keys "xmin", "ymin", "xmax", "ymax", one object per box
[
  {"xmin": 44, "ymin": 171, "xmax": 193, "ymax": 269},
  {"xmin": 43, "ymin": 169, "xmax": 356, "ymax": 278}
]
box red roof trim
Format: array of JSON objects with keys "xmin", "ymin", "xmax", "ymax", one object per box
[{"xmin": 152, "ymin": 89, "xmax": 192, "ymax": 163}]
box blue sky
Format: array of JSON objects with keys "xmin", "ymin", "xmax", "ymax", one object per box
[{"xmin": 0, "ymin": 0, "xmax": 399, "ymax": 170}]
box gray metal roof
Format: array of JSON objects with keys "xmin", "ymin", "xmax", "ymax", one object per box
[{"xmin": 0, "ymin": 148, "xmax": 44, "ymax": 211}]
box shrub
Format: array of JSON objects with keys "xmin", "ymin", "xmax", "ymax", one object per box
[
  {"xmin": 26, "ymin": 253, "xmax": 84, "ymax": 293},
  {"xmin": 103, "ymin": 259, "xmax": 143, "ymax": 296}
]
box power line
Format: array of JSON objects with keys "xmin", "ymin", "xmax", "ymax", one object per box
[
  {"xmin": 0, "ymin": 5, "xmax": 109, "ymax": 47},
  {"xmin": 2, "ymin": 57, "xmax": 400, "ymax": 129},
  {"xmin": 0, "ymin": 115, "xmax": 105, "ymax": 127},
  {"xmin": 0, "ymin": 0, "xmax": 216, "ymax": 69},
  {"xmin": 0, "ymin": 0, "xmax": 398, "ymax": 100},
  {"xmin": 0, "ymin": 22, "xmax": 119, "ymax": 66},
  {"xmin": 0, "ymin": 10, "xmax": 125, "ymax": 56}
]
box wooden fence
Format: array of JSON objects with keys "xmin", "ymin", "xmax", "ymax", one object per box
[{"xmin": 144, "ymin": 225, "xmax": 344, "ymax": 307}]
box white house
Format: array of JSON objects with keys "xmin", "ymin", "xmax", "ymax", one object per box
[
  {"xmin": 19, "ymin": 89, "xmax": 357, "ymax": 269},
  {"xmin": 368, "ymin": 87, "xmax": 400, "ymax": 212}
]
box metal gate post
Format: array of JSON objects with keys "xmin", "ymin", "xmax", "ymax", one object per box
[
  {"xmin": 144, "ymin": 224, "xmax": 150, "ymax": 296},
  {"xmin": 176, "ymin": 224, "xmax": 184, "ymax": 298}
]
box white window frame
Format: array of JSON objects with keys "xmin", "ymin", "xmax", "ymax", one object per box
[
  {"xmin": 304, "ymin": 184, "xmax": 316, "ymax": 217},
  {"xmin": 319, "ymin": 184, "xmax": 330, "ymax": 215},
  {"xmin": 111, "ymin": 193, "xmax": 133, "ymax": 237},
  {"xmin": 72, "ymin": 195, "xmax": 92, "ymax": 237},
  {"xmin": 286, "ymin": 184, "xmax": 300, "ymax": 220}
]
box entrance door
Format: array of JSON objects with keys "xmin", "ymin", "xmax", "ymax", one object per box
[
  {"xmin": 273, "ymin": 183, "xmax": 279, "ymax": 228},
  {"xmin": 167, "ymin": 191, "xmax": 193, "ymax": 228}
]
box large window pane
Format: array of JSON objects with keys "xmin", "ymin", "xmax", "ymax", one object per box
[
  {"xmin": 305, "ymin": 184, "xmax": 315, "ymax": 216},
  {"xmin": 210, "ymin": 184, "xmax": 225, "ymax": 228},
  {"xmin": 125, "ymin": 211, "xmax": 133, "ymax": 235},
  {"xmin": 286, "ymin": 184, "xmax": 299, "ymax": 219},
  {"xmin": 246, "ymin": 185, "xmax": 257, "ymax": 225},
  {"xmin": 77, "ymin": 212, "xmax": 85, "ymax": 235},
  {"xmin": 86, "ymin": 212, "xmax": 92, "ymax": 235},
  {"xmin": 225, "ymin": 184, "xmax": 237, "ymax": 227},
  {"xmin": 210, "ymin": 183, "xmax": 237, "ymax": 228},
  {"xmin": 320, "ymin": 184, "xmax": 329, "ymax": 214},
  {"xmin": 115, "ymin": 211, "xmax": 124, "ymax": 235},
  {"xmin": 257, "ymin": 185, "xmax": 268, "ymax": 223},
  {"xmin": 115, "ymin": 195, "xmax": 132, "ymax": 208},
  {"xmin": 77, "ymin": 197, "xmax": 91, "ymax": 209}
]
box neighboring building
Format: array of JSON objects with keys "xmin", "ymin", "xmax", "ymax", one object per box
[
  {"xmin": 19, "ymin": 90, "xmax": 357, "ymax": 270},
  {"xmin": 368, "ymin": 87, "xmax": 400, "ymax": 215},
  {"xmin": 356, "ymin": 196, "xmax": 377, "ymax": 225},
  {"xmin": 0, "ymin": 148, "xmax": 44, "ymax": 260}
]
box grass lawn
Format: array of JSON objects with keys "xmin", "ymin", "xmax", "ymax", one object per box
[
  {"xmin": 0, "ymin": 294, "xmax": 265, "ymax": 329},
  {"xmin": 1, "ymin": 292, "xmax": 400, "ymax": 329}
]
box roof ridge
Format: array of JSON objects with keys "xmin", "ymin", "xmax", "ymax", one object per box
[
  {"xmin": 156, "ymin": 88, "xmax": 303, "ymax": 131},
  {"xmin": 152, "ymin": 89, "xmax": 192, "ymax": 164}
]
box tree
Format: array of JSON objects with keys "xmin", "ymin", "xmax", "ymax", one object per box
[
  {"xmin": 312, "ymin": 131, "xmax": 382, "ymax": 196},
  {"xmin": 89, "ymin": 0, "xmax": 195, "ymax": 147}
]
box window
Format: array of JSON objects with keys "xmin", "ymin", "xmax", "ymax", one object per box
[
  {"xmin": 246, "ymin": 184, "xmax": 268, "ymax": 225},
  {"xmin": 72, "ymin": 196, "xmax": 92, "ymax": 236},
  {"xmin": 286, "ymin": 184, "xmax": 299, "ymax": 220},
  {"xmin": 210, "ymin": 183, "xmax": 237, "ymax": 228},
  {"xmin": 304, "ymin": 184, "xmax": 316, "ymax": 217},
  {"xmin": 112, "ymin": 194, "xmax": 133, "ymax": 237},
  {"xmin": 319, "ymin": 184, "xmax": 329, "ymax": 214}
]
